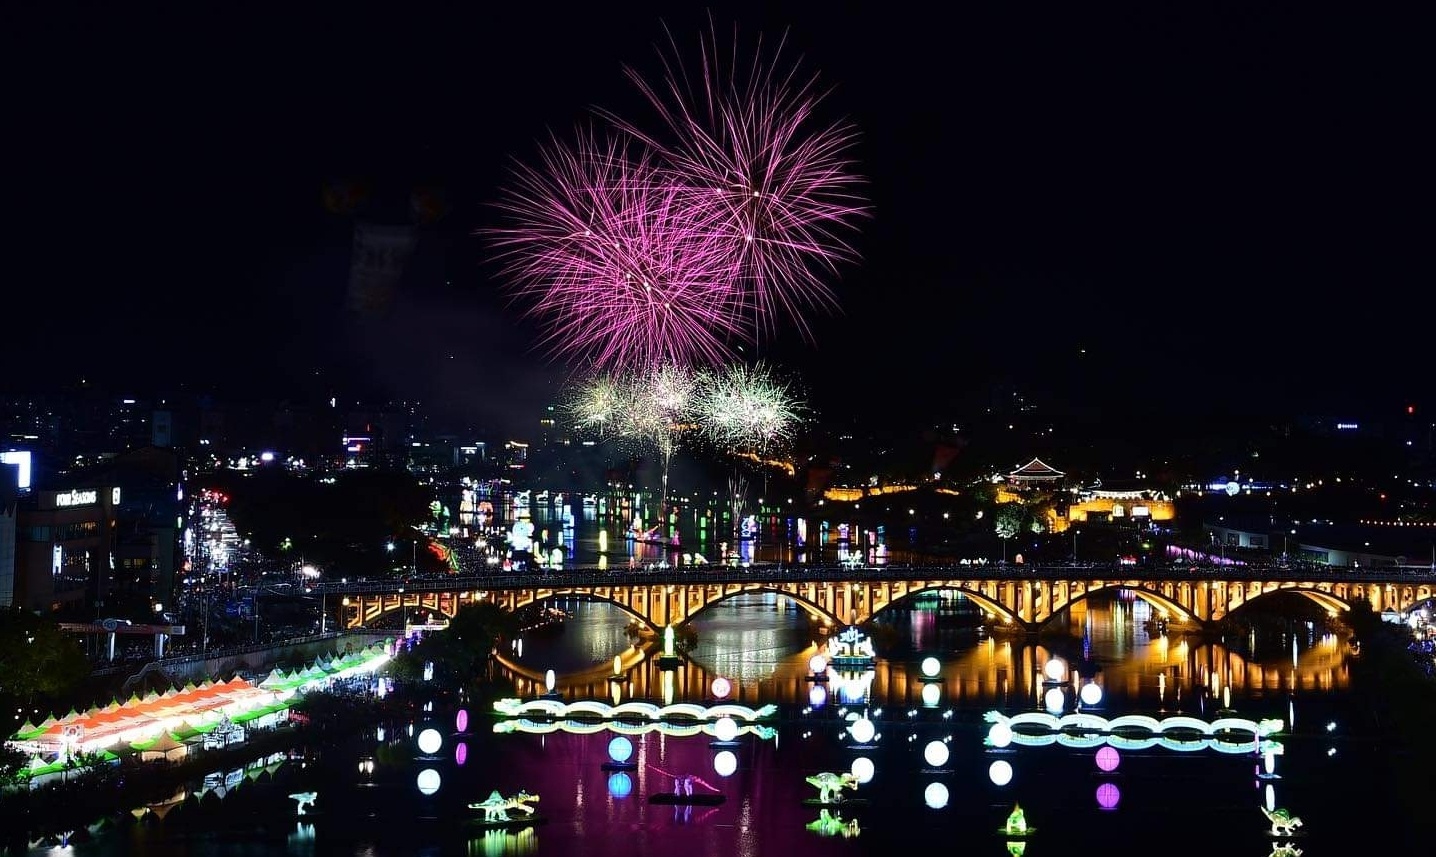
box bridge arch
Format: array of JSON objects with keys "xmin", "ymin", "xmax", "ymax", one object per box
[
  {"xmin": 864, "ymin": 584, "xmax": 1023, "ymax": 629},
  {"xmin": 1040, "ymin": 585, "xmax": 1196, "ymax": 629},
  {"xmin": 684, "ymin": 586, "xmax": 841, "ymax": 628},
  {"xmin": 1222, "ymin": 583, "xmax": 1352, "ymax": 620},
  {"xmin": 503, "ymin": 590, "xmax": 658, "ymax": 633}
]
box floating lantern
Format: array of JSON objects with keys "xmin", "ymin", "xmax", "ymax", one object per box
[
  {"xmin": 987, "ymin": 722, "xmax": 1013, "ymax": 748},
  {"xmin": 920, "ymin": 657, "xmax": 941, "ymax": 679},
  {"xmin": 714, "ymin": 716, "xmax": 739, "ymax": 743},
  {"xmin": 711, "ymin": 677, "xmax": 732, "ymax": 700},
  {"xmin": 1043, "ymin": 658, "xmax": 1066, "ymax": 682},
  {"xmin": 924, "ymin": 740, "xmax": 949, "ymax": 768},
  {"xmin": 455, "ymin": 709, "xmax": 469, "ymax": 733},
  {"xmin": 608, "ymin": 736, "xmax": 633, "ymax": 764},
  {"xmin": 809, "ymin": 654, "xmax": 828, "ymax": 674},
  {"xmin": 1095, "ymin": 746, "xmax": 1120, "ymax": 772},
  {"xmin": 848, "ymin": 717, "xmax": 876, "ymax": 745},
  {"xmin": 416, "ymin": 728, "xmax": 442, "ymax": 756},
  {"xmin": 924, "ymin": 782, "xmax": 949, "ymax": 809},
  {"xmin": 544, "ymin": 670, "xmax": 555, "ymax": 694}
]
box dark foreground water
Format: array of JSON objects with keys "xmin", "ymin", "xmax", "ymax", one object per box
[{"xmin": 23, "ymin": 593, "xmax": 1425, "ymax": 855}]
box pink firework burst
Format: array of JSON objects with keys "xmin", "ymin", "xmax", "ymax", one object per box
[
  {"xmin": 611, "ymin": 20, "xmax": 869, "ymax": 339},
  {"xmin": 489, "ymin": 129, "xmax": 749, "ymax": 371}
]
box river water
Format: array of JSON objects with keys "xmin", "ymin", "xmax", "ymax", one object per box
[{"xmin": 24, "ymin": 591, "xmax": 1415, "ymax": 855}]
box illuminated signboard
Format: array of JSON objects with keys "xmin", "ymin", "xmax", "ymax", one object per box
[
  {"xmin": 54, "ymin": 489, "xmax": 99, "ymax": 507},
  {"xmin": 0, "ymin": 450, "xmax": 32, "ymax": 489}
]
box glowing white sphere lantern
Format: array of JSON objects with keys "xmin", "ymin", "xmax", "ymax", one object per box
[
  {"xmin": 1080, "ymin": 682, "xmax": 1103, "ymax": 706},
  {"xmin": 416, "ymin": 768, "xmax": 441, "ymax": 795},
  {"xmin": 920, "ymin": 657, "xmax": 941, "ymax": 678},
  {"xmin": 809, "ymin": 685, "xmax": 828, "ymax": 707},
  {"xmin": 1043, "ymin": 658, "xmax": 1067, "ymax": 682},
  {"xmin": 921, "ymin": 683, "xmax": 941, "ymax": 707},
  {"xmin": 923, "ymin": 740, "xmax": 950, "ymax": 768},
  {"xmin": 1044, "ymin": 687, "xmax": 1065, "ymax": 714},
  {"xmin": 809, "ymin": 655, "xmax": 828, "ymax": 674},
  {"xmin": 711, "ymin": 677, "xmax": 732, "ymax": 700},
  {"xmin": 848, "ymin": 717, "xmax": 876, "ymax": 745},
  {"xmin": 713, "ymin": 716, "xmax": 739, "ymax": 743},
  {"xmin": 416, "ymin": 728, "xmax": 442, "ymax": 756},
  {"xmin": 544, "ymin": 669, "xmax": 556, "ymax": 693},
  {"xmin": 988, "ymin": 760, "xmax": 1014, "ymax": 786},
  {"xmin": 713, "ymin": 750, "xmax": 738, "ymax": 777},
  {"xmin": 608, "ymin": 736, "xmax": 634, "ymax": 764},
  {"xmin": 987, "ymin": 722, "xmax": 1013, "ymax": 749},
  {"xmin": 850, "ymin": 756, "xmax": 875, "ymax": 784},
  {"xmin": 924, "ymin": 782, "xmax": 950, "ymax": 810}
]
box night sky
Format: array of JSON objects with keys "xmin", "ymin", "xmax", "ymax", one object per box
[{"xmin": 9, "ymin": 3, "xmax": 1425, "ymax": 433}]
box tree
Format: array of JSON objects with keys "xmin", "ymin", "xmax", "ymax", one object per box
[
  {"xmin": 0, "ymin": 743, "xmax": 25, "ymax": 786},
  {"xmin": 994, "ymin": 503, "xmax": 1024, "ymax": 562},
  {"xmin": 397, "ymin": 602, "xmax": 520, "ymax": 689},
  {"xmin": 0, "ymin": 609, "xmax": 90, "ymax": 715}
]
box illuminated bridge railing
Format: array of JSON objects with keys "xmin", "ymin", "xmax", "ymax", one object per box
[{"xmin": 312, "ymin": 562, "xmax": 1436, "ymax": 596}]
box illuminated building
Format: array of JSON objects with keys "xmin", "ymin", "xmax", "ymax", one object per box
[
  {"xmin": 1005, "ymin": 458, "xmax": 1065, "ymax": 489},
  {"xmin": 0, "ymin": 455, "xmax": 20, "ymax": 607},
  {"xmin": 13, "ymin": 485, "xmax": 122, "ymax": 613}
]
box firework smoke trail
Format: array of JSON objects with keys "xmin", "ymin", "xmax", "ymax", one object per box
[
  {"xmin": 610, "ymin": 20, "xmax": 868, "ymax": 340},
  {"xmin": 694, "ymin": 362, "xmax": 802, "ymax": 455},
  {"xmin": 490, "ymin": 129, "xmax": 750, "ymax": 372}
]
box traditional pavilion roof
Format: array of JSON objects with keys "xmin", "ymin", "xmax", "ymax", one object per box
[{"xmin": 1008, "ymin": 458, "xmax": 1065, "ymax": 479}]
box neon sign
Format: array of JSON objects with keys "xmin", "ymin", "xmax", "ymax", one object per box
[{"xmin": 54, "ymin": 489, "xmax": 98, "ymax": 507}]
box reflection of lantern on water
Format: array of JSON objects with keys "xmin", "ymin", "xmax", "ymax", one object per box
[
  {"xmin": 989, "ymin": 760, "xmax": 1014, "ymax": 786},
  {"xmin": 850, "ymin": 756, "xmax": 874, "ymax": 784},
  {"xmin": 923, "ymin": 740, "xmax": 949, "ymax": 768},
  {"xmin": 416, "ymin": 768, "xmax": 441, "ymax": 795},
  {"xmin": 1044, "ymin": 688, "xmax": 1065, "ymax": 714},
  {"xmin": 924, "ymin": 782, "xmax": 949, "ymax": 809},
  {"xmin": 921, "ymin": 683, "xmax": 940, "ymax": 707},
  {"xmin": 711, "ymin": 677, "xmax": 732, "ymax": 700},
  {"xmin": 713, "ymin": 751, "xmax": 738, "ymax": 777},
  {"xmin": 809, "ymin": 684, "xmax": 827, "ymax": 708},
  {"xmin": 1096, "ymin": 782, "xmax": 1120, "ymax": 810},
  {"xmin": 848, "ymin": 716, "xmax": 876, "ymax": 745},
  {"xmin": 1043, "ymin": 658, "xmax": 1067, "ymax": 682},
  {"xmin": 608, "ymin": 772, "xmax": 633, "ymax": 798},
  {"xmin": 456, "ymin": 743, "xmax": 468, "ymax": 766}
]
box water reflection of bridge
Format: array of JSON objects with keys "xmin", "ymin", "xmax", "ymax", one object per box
[{"xmin": 488, "ymin": 635, "xmax": 1348, "ymax": 709}]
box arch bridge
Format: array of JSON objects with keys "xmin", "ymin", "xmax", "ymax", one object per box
[{"xmin": 320, "ymin": 564, "xmax": 1436, "ymax": 634}]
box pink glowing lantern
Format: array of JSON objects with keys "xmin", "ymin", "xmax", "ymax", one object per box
[
  {"xmin": 456, "ymin": 742, "xmax": 468, "ymax": 767},
  {"xmin": 456, "ymin": 709, "xmax": 469, "ymax": 733},
  {"xmin": 711, "ymin": 677, "xmax": 732, "ymax": 699},
  {"xmin": 1096, "ymin": 746, "xmax": 1121, "ymax": 772},
  {"xmin": 1096, "ymin": 782, "xmax": 1121, "ymax": 810}
]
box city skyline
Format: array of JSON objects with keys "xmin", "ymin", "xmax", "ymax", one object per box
[{"xmin": 9, "ymin": 4, "xmax": 1425, "ymax": 433}]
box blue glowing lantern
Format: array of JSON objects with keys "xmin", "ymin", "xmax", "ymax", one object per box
[{"xmin": 608, "ymin": 736, "xmax": 634, "ymax": 764}]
